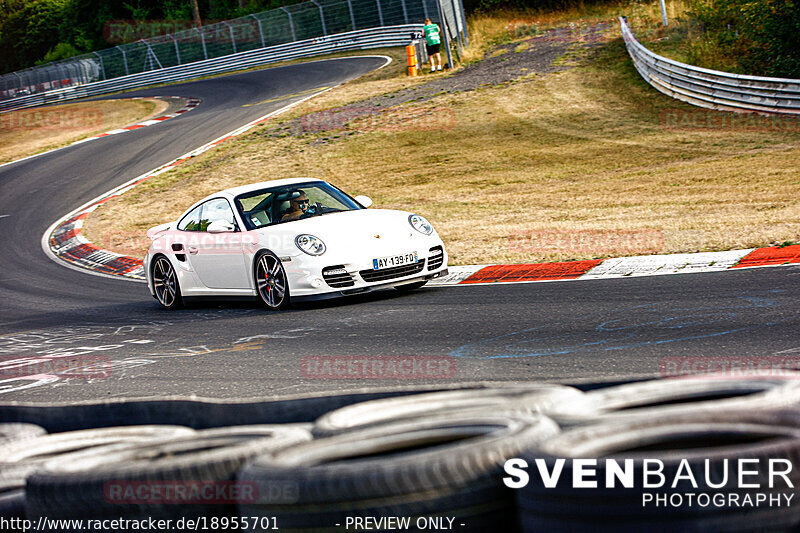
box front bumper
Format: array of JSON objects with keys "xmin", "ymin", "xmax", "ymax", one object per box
[
  {"xmin": 292, "ymin": 269, "xmax": 449, "ymax": 302},
  {"xmin": 285, "ymin": 242, "xmax": 448, "ymax": 298}
]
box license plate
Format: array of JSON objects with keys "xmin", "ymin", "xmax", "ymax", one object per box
[{"xmin": 373, "ymin": 252, "xmax": 418, "ymax": 270}]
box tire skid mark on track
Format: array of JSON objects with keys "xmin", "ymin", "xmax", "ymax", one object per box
[
  {"xmin": 0, "ymin": 312, "xmax": 275, "ymax": 394},
  {"xmin": 449, "ymin": 290, "xmax": 789, "ymax": 359}
]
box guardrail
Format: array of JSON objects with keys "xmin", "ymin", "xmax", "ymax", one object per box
[
  {"xmin": 619, "ymin": 17, "xmax": 800, "ymax": 115},
  {"xmin": 0, "ymin": 25, "xmax": 423, "ymax": 113}
]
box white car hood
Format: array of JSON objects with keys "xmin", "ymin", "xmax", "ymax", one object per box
[{"xmin": 256, "ymin": 208, "xmax": 428, "ymax": 251}]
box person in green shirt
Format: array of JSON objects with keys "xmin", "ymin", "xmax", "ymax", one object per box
[{"xmin": 423, "ymin": 18, "xmax": 443, "ymax": 72}]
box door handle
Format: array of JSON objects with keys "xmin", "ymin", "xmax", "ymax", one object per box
[{"xmin": 187, "ymin": 246, "xmax": 199, "ymax": 255}]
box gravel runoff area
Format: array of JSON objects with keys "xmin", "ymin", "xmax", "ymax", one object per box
[{"xmin": 261, "ymin": 22, "xmax": 613, "ymax": 141}]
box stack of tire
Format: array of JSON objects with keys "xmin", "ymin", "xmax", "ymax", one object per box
[{"xmin": 1, "ymin": 375, "xmax": 800, "ymax": 532}]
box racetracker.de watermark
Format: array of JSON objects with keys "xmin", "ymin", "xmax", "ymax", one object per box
[
  {"xmin": 0, "ymin": 355, "xmax": 111, "ymax": 379},
  {"xmin": 300, "ymin": 106, "xmax": 455, "ymax": 133},
  {"xmin": 301, "ymin": 356, "xmax": 456, "ymax": 379},
  {"xmin": 661, "ymin": 109, "xmax": 800, "ymax": 132},
  {"xmin": 103, "ymin": 20, "xmax": 259, "ymax": 44},
  {"xmin": 660, "ymin": 357, "xmax": 800, "ymax": 378},
  {"xmin": 509, "ymin": 229, "xmax": 664, "ymax": 255},
  {"xmin": 0, "ymin": 108, "xmax": 103, "ymax": 131},
  {"xmin": 104, "ymin": 481, "xmax": 259, "ymax": 505}
]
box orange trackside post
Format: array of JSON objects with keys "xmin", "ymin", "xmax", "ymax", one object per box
[{"xmin": 406, "ymin": 44, "xmax": 417, "ymax": 76}]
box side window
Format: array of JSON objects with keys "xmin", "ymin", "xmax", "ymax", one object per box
[
  {"xmin": 177, "ymin": 205, "xmax": 203, "ymax": 232},
  {"xmin": 202, "ymin": 198, "xmax": 236, "ymax": 230}
]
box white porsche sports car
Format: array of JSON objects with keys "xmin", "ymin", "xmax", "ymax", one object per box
[{"xmin": 144, "ymin": 178, "xmax": 449, "ymax": 310}]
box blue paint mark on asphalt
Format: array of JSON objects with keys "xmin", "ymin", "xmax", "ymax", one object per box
[{"xmin": 449, "ymin": 292, "xmax": 784, "ymax": 359}]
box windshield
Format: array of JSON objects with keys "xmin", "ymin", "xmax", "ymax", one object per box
[{"xmin": 234, "ymin": 181, "xmax": 363, "ymax": 230}]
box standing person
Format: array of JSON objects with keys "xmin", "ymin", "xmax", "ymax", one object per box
[{"xmin": 423, "ymin": 18, "xmax": 443, "ymax": 72}]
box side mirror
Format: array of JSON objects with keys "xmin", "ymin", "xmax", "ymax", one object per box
[
  {"xmin": 354, "ymin": 195, "xmax": 373, "ymax": 208},
  {"xmin": 207, "ymin": 220, "xmax": 236, "ymax": 233}
]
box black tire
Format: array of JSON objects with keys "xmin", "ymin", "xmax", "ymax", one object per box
[
  {"xmin": 0, "ymin": 423, "xmax": 46, "ymax": 445},
  {"xmin": 254, "ymin": 251, "xmax": 290, "ymax": 310},
  {"xmin": 548, "ymin": 374, "xmax": 800, "ymax": 427},
  {"xmin": 151, "ymin": 254, "xmax": 183, "ymax": 310},
  {"xmin": 517, "ymin": 410, "xmax": 800, "ymax": 532},
  {"xmin": 25, "ymin": 425, "xmax": 311, "ymax": 524},
  {"xmin": 0, "ymin": 382, "xmax": 543, "ymax": 432},
  {"xmin": 0, "ymin": 483, "xmax": 24, "ymax": 523},
  {"xmin": 239, "ymin": 415, "xmax": 559, "ymax": 532},
  {"xmin": 0, "ymin": 425, "xmax": 194, "ymax": 525},
  {"xmin": 394, "ymin": 280, "xmax": 427, "ymax": 291},
  {"xmin": 313, "ymin": 384, "xmax": 583, "ymax": 437}
]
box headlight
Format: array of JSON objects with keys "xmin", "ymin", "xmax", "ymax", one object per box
[
  {"xmin": 408, "ymin": 214, "xmax": 433, "ymax": 235},
  {"xmin": 295, "ymin": 234, "xmax": 326, "ymax": 256}
]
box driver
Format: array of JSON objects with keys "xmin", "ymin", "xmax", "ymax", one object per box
[{"xmin": 281, "ymin": 190, "xmax": 310, "ymax": 221}]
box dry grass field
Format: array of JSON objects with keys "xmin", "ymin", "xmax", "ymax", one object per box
[{"xmin": 79, "ymin": 3, "xmax": 800, "ymax": 265}]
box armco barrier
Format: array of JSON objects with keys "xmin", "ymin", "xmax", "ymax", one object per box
[
  {"xmin": 0, "ymin": 25, "xmax": 422, "ymax": 113},
  {"xmin": 620, "ymin": 17, "xmax": 800, "ymax": 115}
]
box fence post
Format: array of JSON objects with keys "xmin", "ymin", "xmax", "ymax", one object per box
[
  {"xmin": 659, "ymin": 0, "xmax": 668, "ymax": 26},
  {"xmin": 346, "ymin": 0, "xmax": 357, "ymax": 30},
  {"xmin": 116, "ymin": 46, "xmax": 130, "ymax": 76},
  {"xmin": 450, "ymin": 0, "xmax": 463, "ymax": 57},
  {"xmin": 93, "ymin": 52, "xmax": 106, "ymax": 80},
  {"xmin": 279, "ymin": 7, "xmax": 297, "ymax": 41},
  {"xmin": 194, "ymin": 27, "xmax": 208, "ymax": 60},
  {"xmin": 400, "ymin": 0, "xmax": 408, "ymax": 24},
  {"xmin": 458, "ymin": 0, "xmax": 468, "ymax": 46},
  {"xmin": 310, "ymin": 0, "xmax": 327, "ymax": 35},
  {"xmin": 249, "ymin": 14, "xmax": 266, "ymax": 48},
  {"xmin": 168, "ymin": 34, "xmax": 182, "ymax": 65},
  {"xmin": 142, "ymin": 40, "xmax": 164, "ymax": 70},
  {"xmin": 435, "ymin": 0, "xmax": 453, "ymax": 69},
  {"xmin": 222, "ymin": 21, "xmax": 237, "ymax": 53},
  {"xmin": 376, "ymin": 0, "xmax": 384, "ymax": 26}
]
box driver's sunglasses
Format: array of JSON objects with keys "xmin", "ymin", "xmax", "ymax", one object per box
[{"xmin": 296, "ymin": 199, "xmax": 309, "ymax": 206}]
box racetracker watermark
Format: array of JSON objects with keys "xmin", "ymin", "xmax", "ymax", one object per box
[
  {"xmin": 301, "ymin": 356, "xmax": 456, "ymax": 379},
  {"xmin": 660, "ymin": 357, "xmax": 800, "ymax": 378},
  {"xmin": 103, "ymin": 20, "xmax": 260, "ymax": 44},
  {"xmin": 104, "ymin": 481, "xmax": 259, "ymax": 505},
  {"xmin": 661, "ymin": 109, "xmax": 800, "ymax": 132},
  {"xmin": 300, "ymin": 106, "xmax": 455, "ymax": 133},
  {"xmin": 0, "ymin": 355, "xmax": 111, "ymax": 379},
  {"xmin": 509, "ymin": 229, "xmax": 664, "ymax": 255},
  {"xmin": 0, "ymin": 108, "xmax": 102, "ymax": 131}
]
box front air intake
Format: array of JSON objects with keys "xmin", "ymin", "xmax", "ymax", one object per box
[
  {"xmin": 428, "ymin": 246, "xmax": 444, "ymax": 271},
  {"xmin": 322, "ymin": 265, "xmax": 355, "ymax": 288}
]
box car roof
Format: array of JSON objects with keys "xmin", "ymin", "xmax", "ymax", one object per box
[{"xmin": 217, "ymin": 177, "xmax": 326, "ymax": 199}]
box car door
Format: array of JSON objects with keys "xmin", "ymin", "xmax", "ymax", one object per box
[{"xmin": 185, "ymin": 198, "xmax": 250, "ymax": 289}]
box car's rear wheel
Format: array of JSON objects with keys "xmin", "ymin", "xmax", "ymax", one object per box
[
  {"xmin": 255, "ymin": 251, "xmax": 289, "ymax": 311},
  {"xmin": 151, "ymin": 256, "xmax": 182, "ymax": 310},
  {"xmin": 394, "ymin": 280, "xmax": 427, "ymax": 292}
]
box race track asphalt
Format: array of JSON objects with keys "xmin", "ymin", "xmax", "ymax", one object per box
[{"xmin": 1, "ymin": 56, "xmax": 798, "ymax": 402}]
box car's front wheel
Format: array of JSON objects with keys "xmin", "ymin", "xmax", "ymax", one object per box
[
  {"xmin": 255, "ymin": 251, "xmax": 290, "ymax": 311},
  {"xmin": 151, "ymin": 255, "xmax": 182, "ymax": 310}
]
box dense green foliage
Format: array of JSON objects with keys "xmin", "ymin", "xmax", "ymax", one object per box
[
  {"xmin": 687, "ymin": 0, "xmax": 800, "ymax": 78},
  {"xmin": 0, "ymin": 0, "xmax": 303, "ymax": 73}
]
